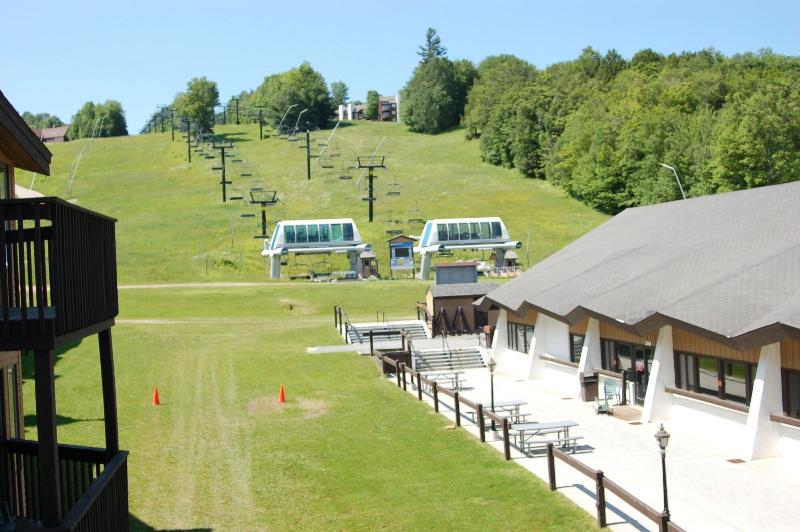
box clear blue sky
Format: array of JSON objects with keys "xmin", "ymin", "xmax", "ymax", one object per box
[{"xmin": 3, "ymin": 0, "xmax": 799, "ymax": 132}]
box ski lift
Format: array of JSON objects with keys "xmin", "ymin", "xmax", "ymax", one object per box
[
  {"xmin": 319, "ymin": 156, "xmax": 334, "ymax": 169},
  {"xmin": 386, "ymin": 175, "xmax": 401, "ymax": 196}
]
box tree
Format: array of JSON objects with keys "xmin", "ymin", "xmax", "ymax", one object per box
[
  {"xmin": 69, "ymin": 100, "xmax": 128, "ymax": 139},
  {"xmin": 22, "ymin": 111, "xmax": 64, "ymax": 129},
  {"xmin": 330, "ymin": 81, "xmax": 349, "ymax": 109},
  {"xmin": 417, "ymin": 27, "xmax": 446, "ymax": 62},
  {"xmin": 402, "ymin": 57, "xmax": 465, "ymax": 133},
  {"xmin": 251, "ymin": 63, "xmax": 332, "ymax": 130},
  {"xmin": 365, "ymin": 91, "xmax": 380, "ymax": 120},
  {"xmin": 173, "ymin": 77, "xmax": 219, "ymax": 132}
]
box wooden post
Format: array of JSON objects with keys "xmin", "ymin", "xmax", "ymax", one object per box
[
  {"xmin": 502, "ymin": 418, "xmax": 511, "ymax": 460},
  {"xmin": 338, "ymin": 307, "xmax": 343, "ymax": 335},
  {"xmin": 454, "ymin": 392, "xmax": 461, "ymax": 427},
  {"xmin": 369, "ymin": 330, "xmax": 374, "ymax": 356},
  {"xmin": 595, "ymin": 470, "xmax": 607, "ymax": 528},
  {"xmin": 400, "ymin": 363, "xmax": 407, "ymax": 391},
  {"xmin": 401, "ymin": 330, "xmax": 407, "ymax": 352},
  {"xmin": 621, "ymin": 372, "xmax": 628, "ymax": 405},
  {"xmin": 34, "ymin": 349, "xmax": 62, "ymax": 526},
  {"xmin": 395, "ymin": 361, "xmax": 401, "ymax": 387},
  {"xmin": 417, "ymin": 372, "xmax": 423, "ymax": 400},
  {"xmin": 99, "ymin": 329, "xmax": 120, "ymax": 459},
  {"xmin": 477, "ymin": 403, "xmax": 486, "ymax": 442},
  {"xmin": 547, "ymin": 443, "xmax": 556, "ymax": 490},
  {"xmin": 433, "ymin": 382, "xmax": 439, "ymax": 412},
  {"xmin": 334, "ymin": 306, "xmax": 338, "ymax": 329}
]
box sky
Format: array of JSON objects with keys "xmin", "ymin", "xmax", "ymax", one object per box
[{"xmin": 3, "ymin": 0, "xmax": 799, "ymax": 132}]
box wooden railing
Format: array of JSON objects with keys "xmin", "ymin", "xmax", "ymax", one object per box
[
  {"xmin": 0, "ymin": 198, "xmax": 118, "ymax": 350},
  {"xmin": 3, "ymin": 439, "xmax": 127, "ymax": 530},
  {"xmin": 375, "ymin": 352, "xmax": 684, "ymax": 531}
]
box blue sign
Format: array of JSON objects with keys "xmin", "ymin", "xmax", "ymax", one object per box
[{"xmin": 390, "ymin": 241, "xmax": 414, "ymax": 270}]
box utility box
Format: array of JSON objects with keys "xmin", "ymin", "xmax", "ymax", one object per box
[{"xmin": 579, "ymin": 373, "xmax": 599, "ymax": 402}]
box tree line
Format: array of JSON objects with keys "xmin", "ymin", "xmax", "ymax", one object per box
[{"xmin": 401, "ymin": 32, "xmax": 800, "ymax": 213}]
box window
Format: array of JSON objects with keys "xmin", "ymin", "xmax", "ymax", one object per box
[
  {"xmin": 448, "ymin": 223, "xmax": 458, "ymax": 240},
  {"xmin": 507, "ymin": 321, "xmax": 534, "ymax": 353},
  {"xmin": 480, "ymin": 222, "xmax": 491, "ymax": 239},
  {"xmin": 330, "ymin": 224, "xmax": 343, "ymax": 241},
  {"xmin": 674, "ymin": 352, "xmax": 756, "ymax": 405},
  {"xmin": 459, "ymin": 223, "xmax": 470, "ymax": 240},
  {"xmin": 319, "ymin": 224, "xmax": 330, "ymax": 241},
  {"xmin": 284, "ymin": 225, "xmax": 296, "ymax": 244},
  {"xmin": 437, "ymin": 224, "xmax": 448, "ymax": 241},
  {"xmin": 470, "ymin": 222, "xmax": 480, "ymax": 239},
  {"xmin": 783, "ymin": 369, "xmax": 800, "ymax": 419},
  {"xmin": 570, "ymin": 334, "xmax": 585, "ymax": 363},
  {"xmin": 342, "ymin": 223, "xmax": 354, "ymax": 240},
  {"xmin": 491, "ymin": 221, "xmax": 502, "ymax": 238},
  {"xmin": 295, "ymin": 225, "xmax": 307, "ymax": 243},
  {"xmin": 307, "ymin": 224, "xmax": 319, "ymax": 243},
  {"xmin": 600, "ymin": 340, "xmax": 618, "ymax": 371}
]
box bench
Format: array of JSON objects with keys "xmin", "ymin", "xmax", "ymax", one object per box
[{"xmin": 519, "ymin": 435, "xmax": 584, "ymax": 454}]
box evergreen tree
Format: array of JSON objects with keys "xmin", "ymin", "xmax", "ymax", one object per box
[{"xmin": 417, "ymin": 27, "xmax": 447, "ymax": 62}]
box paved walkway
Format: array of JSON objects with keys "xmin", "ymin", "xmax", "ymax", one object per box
[{"xmin": 391, "ymin": 365, "xmax": 800, "ymax": 532}]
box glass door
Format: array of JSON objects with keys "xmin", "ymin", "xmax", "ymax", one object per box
[{"xmin": 634, "ymin": 346, "xmax": 653, "ymax": 404}]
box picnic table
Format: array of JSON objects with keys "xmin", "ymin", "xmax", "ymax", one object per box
[
  {"xmin": 466, "ymin": 399, "xmax": 530, "ymax": 424},
  {"xmin": 510, "ymin": 420, "xmax": 582, "ymax": 453},
  {"xmin": 421, "ymin": 370, "xmax": 465, "ymax": 391}
]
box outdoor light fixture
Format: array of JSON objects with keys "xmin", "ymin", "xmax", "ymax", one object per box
[
  {"xmin": 654, "ymin": 423, "xmax": 671, "ymax": 521},
  {"xmin": 658, "ymin": 163, "xmax": 687, "ymax": 200}
]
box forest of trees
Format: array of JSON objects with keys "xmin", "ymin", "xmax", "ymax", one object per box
[
  {"xmin": 22, "ymin": 111, "xmax": 64, "ymax": 129},
  {"xmin": 69, "ymin": 100, "xmax": 128, "ymax": 139},
  {"xmin": 399, "ymin": 28, "xmax": 800, "ymax": 213}
]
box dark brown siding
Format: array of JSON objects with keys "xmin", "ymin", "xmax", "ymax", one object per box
[{"xmin": 672, "ymin": 327, "xmax": 759, "ymax": 363}]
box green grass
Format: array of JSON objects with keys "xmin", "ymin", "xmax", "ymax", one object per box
[
  {"xmin": 17, "ymin": 122, "xmax": 607, "ymax": 283},
  {"xmin": 25, "ymin": 284, "xmax": 595, "ymax": 530}
]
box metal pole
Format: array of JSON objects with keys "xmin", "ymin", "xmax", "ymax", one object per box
[
  {"xmin": 170, "ymin": 111, "xmax": 175, "ymax": 141},
  {"xmin": 306, "ymin": 130, "xmax": 311, "ymax": 180},
  {"xmin": 186, "ymin": 121, "xmax": 192, "ymax": 164},
  {"xmin": 220, "ymin": 147, "xmax": 227, "ymax": 202},
  {"xmin": 661, "ymin": 450, "xmax": 670, "ymax": 520},
  {"xmin": 490, "ymin": 370, "xmax": 496, "ymax": 431},
  {"xmin": 261, "ymin": 208, "xmax": 267, "ymax": 237},
  {"xmin": 368, "ymin": 168, "xmax": 374, "ymax": 222},
  {"xmin": 235, "ymin": 98, "xmax": 240, "ymax": 124},
  {"xmin": 259, "ymin": 110, "xmax": 264, "ymax": 140}
]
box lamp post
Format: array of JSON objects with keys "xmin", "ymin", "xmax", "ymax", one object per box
[
  {"xmin": 488, "ymin": 359, "xmax": 496, "ymax": 431},
  {"xmin": 658, "ymin": 163, "xmax": 687, "ymax": 200},
  {"xmin": 655, "ymin": 424, "xmax": 671, "ymax": 522}
]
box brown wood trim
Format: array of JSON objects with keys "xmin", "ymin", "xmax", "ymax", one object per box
[
  {"xmin": 665, "ymin": 386, "xmax": 749, "ymax": 414},
  {"xmin": 539, "ymin": 355, "xmax": 579, "ymax": 369},
  {"xmin": 603, "ymin": 477, "xmax": 663, "ymax": 523},
  {"xmin": 596, "ymin": 368, "xmax": 624, "ymax": 380},
  {"xmin": 59, "ymin": 450, "xmax": 128, "ymax": 528},
  {"xmin": 770, "ymin": 413, "xmax": 800, "ymax": 429}
]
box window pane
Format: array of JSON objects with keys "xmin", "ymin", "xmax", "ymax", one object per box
[
  {"xmin": 470, "ymin": 223, "xmax": 480, "ymax": 239},
  {"xmin": 697, "ymin": 356, "xmax": 718, "ymax": 395},
  {"xmin": 617, "ymin": 344, "xmax": 632, "ymax": 372},
  {"xmin": 508, "ymin": 323, "xmax": 515, "ymax": 350},
  {"xmin": 686, "ymin": 354, "xmax": 696, "ymax": 390},
  {"xmin": 330, "ymin": 224, "xmax": 343, "ymax": 241},
  {"xmin": 307, "ymin": 224, "xmax": 319, "ymax": 243},
  {"xmin": 517, "ymin": 325, "xmax": 527, "ymax": 353},
  {"xmin": 319, "ymin": 224, "xmax": 330, "ymax": 241},
  {"xmin": 343, "ymin": 223, "xmax": 354, "ymax": 240},
  {"xmin": 459, "ymin": 223, "xmax": 470, "ymax": 240},
  {"xmin": 448, "ymin": 223, "xmax": 458, "ymax": 240},
  {"xmin": 491, "ymin": 221, "xmax": 502, "ymax": 238},
  {"xmin": 480, "ymin": 222, "xmax": 491, "ymax": 239},
  {"xmin": 437, "ymin": 224, "xmax": 448, "ymax": 241},
  {"xmin": 285, "ymin": 225, "xmax": 296, "ymax": 244},
  {"xmin": 571, "ymin": 334, "xmax": 585, "ymax": 363},
  {"xmin": 723, "ymin": 361, "xmax": 749, "ymax": 404},
  {"xmin": 295, "ymin": 225, "xmax": 307, "ymax": 243}
]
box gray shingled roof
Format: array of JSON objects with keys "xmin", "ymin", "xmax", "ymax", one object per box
[
  {"xmin": 430, "ymin": 283, "xmax": 499, "ymax": 299},
  {"xmin": 484, "ymin": 182, "xmax": 800, "ymax": 348}
]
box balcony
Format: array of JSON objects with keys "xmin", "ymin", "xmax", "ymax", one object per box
[
  {"xmin": 0, "ymin": 197, "xmax": 118, "ymax": 351},
  {"xmin": 4, "ymin": 440, "xmax": 128, "ymax": 531}
]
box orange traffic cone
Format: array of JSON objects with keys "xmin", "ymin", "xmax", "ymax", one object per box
[
  {"xmin": 152, "ymin": 387, "xmax": 161, "ymax": 406},
  {"xmin": 278, "ymin": 384, "xmax": 286, "ymax": 404}
]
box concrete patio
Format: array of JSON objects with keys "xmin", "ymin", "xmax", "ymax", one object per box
[{"xmin": 394, "ymin": 364, "xmax": 800, "ymax": 531}]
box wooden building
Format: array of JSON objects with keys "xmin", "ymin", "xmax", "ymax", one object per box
[
  {"xmin": 30, "ymin": 125, "xmax": 69, "ymax": 143},
  {"xmin": 482, "ymin": 182, "xmax": 800, "ymax": 460},
  {"xmin": 425, "ymin": 282, "xmax": 498, "ymax": 336},
  {"xmin": 1, "ymin": 88, "xmax": 127, "ymax": 530}
]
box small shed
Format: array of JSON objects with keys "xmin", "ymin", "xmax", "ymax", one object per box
[
  {"xmin": 387, "ymin": 234, "xmax": 415, "ymax": 277},
  {"xmin": 434, "ymin": 262, "xmax": 478, "ymax": 285},
  {"xmin": 425, "ymin": 282, "xmax": 499, "ymax": 335},
  {"xmin": 360, "ymin": 250, "xmax": 379, "ymax": 278}
]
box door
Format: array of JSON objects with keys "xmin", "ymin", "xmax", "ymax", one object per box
[{"xmin": 633, "ymin": 346, "xmax": 653, "ymax": 405}]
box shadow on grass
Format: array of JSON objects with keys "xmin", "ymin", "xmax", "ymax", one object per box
[
  {"xmin": 130, "ymin": 513, "xmax": 212, "ymax": 531},
  {"xmin": 214, "ymin": 131, "xmax": 252, "ymax": 143},
  {"xmin": 23, "ymin": 413, "xmax": 103, "ymax": 429},
  {"xmin": 21, "ymin": 339, "xmax": 83, "ymax": 381}
]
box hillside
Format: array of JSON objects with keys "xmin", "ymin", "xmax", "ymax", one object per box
[{"xmin": 18, "ymin": 121, "xmax": 607, "ymax": 283}]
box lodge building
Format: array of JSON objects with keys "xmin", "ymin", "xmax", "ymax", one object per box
[{"xmin": 480, "ymin": 182, "xmax": 800, "ymax": 460}]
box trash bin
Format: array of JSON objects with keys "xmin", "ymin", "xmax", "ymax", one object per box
[{"xmin": 579, "ymin": 373, "xmax": 599, "ymax": 402}]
